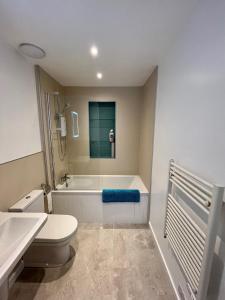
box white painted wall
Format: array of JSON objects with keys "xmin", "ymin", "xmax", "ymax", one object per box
[
  {"xmin": 0, "ymin": 40, "xmax": 41, "ymax": 164},
  {"xmin": 150, "ymin": 0, "xmax": 225, "ymax": 299}
]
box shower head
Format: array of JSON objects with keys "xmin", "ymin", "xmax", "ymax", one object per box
[{"xmin": 62, "ymin": 103, "xmax": 71, "ymax": 113}]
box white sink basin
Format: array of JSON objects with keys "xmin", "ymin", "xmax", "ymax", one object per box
[
  {"xmin": 0, "ymin": 217, "xmax": 41, "ymax": 266},
  {"xmin": 0, "ymin": 212, "xmax": 47, "ymax": 287}
]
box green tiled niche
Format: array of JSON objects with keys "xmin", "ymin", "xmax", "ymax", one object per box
[{"xmin": 89, "ymin": 102, "xmax": 115, "ymax": 158}]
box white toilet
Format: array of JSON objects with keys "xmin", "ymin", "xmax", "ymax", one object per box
[{"xmin": 9, "ymin": 190, "xmax": 78, "ymax": 268}]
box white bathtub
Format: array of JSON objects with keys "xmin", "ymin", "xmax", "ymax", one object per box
[{"xmin": 52, "ymin": 175, "xmax": 149, "ymax": 224}]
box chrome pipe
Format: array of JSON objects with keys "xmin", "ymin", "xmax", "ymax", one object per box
[
  {"xmin": 34, "ymin": 66, "xmax": 50, "ymax": 187},
  {"xmin": 46, "ymin": 93, "xmax": 56, "ymax": 189}
]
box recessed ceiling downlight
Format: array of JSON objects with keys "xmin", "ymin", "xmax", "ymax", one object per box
[
  {"xmin": 90, "ymin": 46, "xmax": 98, "ymax": 57},
  {"xmin": 97, "ymin": 72, "xmax": 103, "ymax": 79},
  {"xmin": 18, "ymin": 43, "xmax": 46, "ymax": 59}
]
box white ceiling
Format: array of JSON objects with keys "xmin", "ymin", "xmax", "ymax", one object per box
[{"xmin": 0, "ymin": 0, "xmax": 198, "ymax": 87}]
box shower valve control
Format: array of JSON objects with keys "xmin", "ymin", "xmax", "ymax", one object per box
[{"xmin": 109, "ymin": 129, "xmax": 115, "ymax": 143}]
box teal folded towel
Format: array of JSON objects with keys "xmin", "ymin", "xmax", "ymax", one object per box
[{"xmin": 102, "ymin": 189, "xmax": 140, "ymax": 203}]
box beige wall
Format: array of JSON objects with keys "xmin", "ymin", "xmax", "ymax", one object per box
[
  {"xmin": 0, "ymin": 152, "xmax": 45, "ymax": 211},
  {"xmin": 0, "ymin": 40, "xmax": 41, "ymax": 164},
  {"xmin": 38, "ymin": 67, "xmax": 68, "ymax": 185},
  {"xmin": 0, "ymin": 62, "xmax": 156, "ymax": 212},
  {"xmin": 0, "ymin": 41, "xmax": 45, "ymax": 211},
  {"xmin": 64, "ymin": 87, "xmax": 142, "ymax": 174},
  {"xmin": 139, "ymin": 68, "xmax": 158, "ymax": 190},
  {"xmin": 0, "ymin": 66, "xmax": 68, "ymax": 212}
]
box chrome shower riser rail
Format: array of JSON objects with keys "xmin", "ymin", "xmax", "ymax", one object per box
[
  {"xmin": 46, "ymin": 92, "xmax": 56, "ymax": 189},
  {"xmin": 164, "ymin": 160, "xmax": 224, "ymax": 300}
]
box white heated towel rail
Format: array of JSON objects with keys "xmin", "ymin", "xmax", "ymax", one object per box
[{"xmin": 164, "ymin": 160, "xmax": 224, "ymax": 300}]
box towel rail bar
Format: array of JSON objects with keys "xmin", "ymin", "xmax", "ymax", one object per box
[
  {"xmin": 170, "ymin": 178, "xmax": 210, "ymax": 207},
  {"xmin": 166, "ymin": 207, "xmax": 204, "ymax": 263},
  {"xmin": 167, "ymin": 202, "xmax": 205, "ymax": 257},
  {"xmin": 169, "ymin": 179, "xmax": 210, "ymax": 214},
  {"xmin": 171, "ymin": 167, "xmax": 212, "ymax": 197},
  {"xmin": 166, "ymin": 214, "xmax": 202, "ymax": 273},
  {"xmin": 168, "ymin": 202, "xmax": 205, "ymax": 258},
  {"xmin": 167, "ymin": 196, "xmax": 205, "ymax": 272},
  {"xmin": 172, "ymin": 171, "xmax": 211, "ymax": 201},
  {"xmin": 167, "ymin": 233, "xmax": 198, "ymax": 293},
  {"xmin": 164, "ymin": 160, "xmax": 224, "ymax": 300},
  {"xmin": 167, "ymin": 226, "xmax": 200, "ymax": 286},
  {"xmin": 170, "ymin": 162, "xmax": 213, "ymax": 189},
  {"xmin": 168, "ymin": 194, "xmax": 206, "ymax": 241}
]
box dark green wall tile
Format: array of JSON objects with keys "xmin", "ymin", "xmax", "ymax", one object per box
[{"xmin": 89, "ymin": 102, "xmax": 115, "ymax": 158}]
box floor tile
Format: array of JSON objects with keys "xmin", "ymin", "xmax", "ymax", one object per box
[{"xmin": 9, "ymin": 223, "xmax": 176, "ymax": 300}]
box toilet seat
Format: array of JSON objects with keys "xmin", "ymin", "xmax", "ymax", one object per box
[{"xmin": 35, "ymin": 214, "xmax": 78, "ymax": 243}]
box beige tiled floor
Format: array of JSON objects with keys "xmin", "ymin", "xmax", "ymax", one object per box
[{"xmin": 9, "ymin": 223, "xmax": 176, "ymax": 300}]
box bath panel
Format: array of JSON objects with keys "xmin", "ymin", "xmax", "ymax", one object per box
[{"xmin": 52, "ymin": 175, "xmax": 149, "ymax": 224}]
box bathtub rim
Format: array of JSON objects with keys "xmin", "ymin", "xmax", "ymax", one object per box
[
  {"xmin": 52, "ymin": 190, "xmax": 149, "ymax": 196},
  {"xmin": 54, "ymin": 174, "xmax": 149, "ymax": 195}
]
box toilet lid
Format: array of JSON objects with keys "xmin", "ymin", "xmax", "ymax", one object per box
[{"xmin": 35, "ymin": 214, "xmax": 78, "ymax": 243}]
